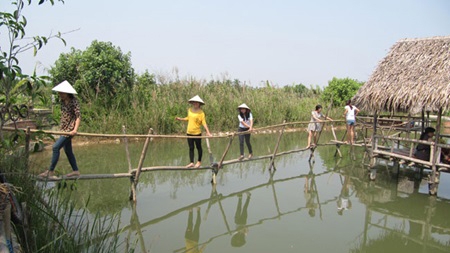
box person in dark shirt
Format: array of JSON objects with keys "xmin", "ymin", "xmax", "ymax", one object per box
[{"xmin": 414, "ymin": 127, "xmax": 435, "ymax": 161}]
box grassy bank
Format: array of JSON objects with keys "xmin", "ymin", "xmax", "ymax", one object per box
[
  {"xmin": 75, "ymin": 78, "xmax": 342, "ymax": 135},
  {"xmin": 0, "ymin": 148, "xmax": 126, "ymax": 252}
]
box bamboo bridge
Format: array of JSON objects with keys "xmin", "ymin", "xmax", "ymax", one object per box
[
  {"xmin": 3, "ymin": 113, "xmax": 450, "ymax": 200},
  {"xmin": 3, "ymin": 119, "xmax": 348, "ymax": 202}
]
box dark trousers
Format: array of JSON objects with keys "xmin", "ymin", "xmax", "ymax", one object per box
[
  {"xmin": 238, "ymin": 128, "xmax": 253, "ymax": 156},
  {"xmin": 187, "ymin": 134, "xmax": 202, "ymax": 163},
  {"xmin": 235, "ymin": 194, "xmax": 251, "ymax": 225},
  {"xmin": 49, "ymin": 136, "xmax": 79, "ymax": 172},
  {"xmin": 185, "ymin": 209, "xmax": 201, "ymax": 242}
]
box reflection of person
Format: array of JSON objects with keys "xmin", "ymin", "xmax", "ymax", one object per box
[
  {"xmin": 307, "ymin": 105, "xmax": 332, "ymax": 148},
  {"xmin": 39, "ymin": 81, "xmax": 81, "ymax": 178},
  {"xmin": 343, "ymin": 100, "xmax": 360, "ymax": 145},
  {"xmin": 304, "ymin": 169, "xmax": 318, "ymax": 217},
  {"xmin": 231, "ymin": 192, "xmax": 251, "ymax": 247},
  {"xmin": 414, "ymin": 127, "xmax": 435, "ymax": 161},
  {"xmin": 185, "ymin": 207, "xmax": 206, "ymax": 253},
  {"xmin": 337, "ymin": 176, "xmax": 352, "ymax": 215},
  {"xmin": 176, "ymin": 95, "xmax": 212, "ymax": 168},
  {"xmin": 237, "ymin": 103, "xmax": 253, "ymax": 160}
]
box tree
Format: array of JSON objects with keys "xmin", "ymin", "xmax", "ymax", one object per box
[
  {"xmin": 49, "ymin": 40, "xmax": 135, "ymax": 107},
  {"xmin": 0, "ymin": 0, "xmax": 65, "ymax": 140},
  {"xmin": 322, "ymin": 77, "xmax": 364, "ymax": 107}
]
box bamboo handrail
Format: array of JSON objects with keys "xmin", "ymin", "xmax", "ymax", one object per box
[{"xmin": 1, "ymin": 120, "xmax": 345, "ymax": 139}]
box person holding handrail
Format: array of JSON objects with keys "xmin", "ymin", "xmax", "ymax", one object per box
[
  {"xmin": 343, "ymin": 99, "xmax": 360, "ymax": 145},
  {"xmin": 307, "ymin": 105, "xmax": 333, "ymax": 148},
  {"xmin": 176, "ymin": 95, "xmax": 212, "ymax": 168},
  {"xmin": 237, "ymin": 103, "xmax": 253, "ymax": 160},
  {"xmin": 39, "ymin": 81, "xmax": 81, "ymax": 178}
]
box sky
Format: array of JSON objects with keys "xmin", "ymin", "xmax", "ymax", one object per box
[{"xmin": 3, "ymin": 0, "xmax": 450, "ymax": 87}]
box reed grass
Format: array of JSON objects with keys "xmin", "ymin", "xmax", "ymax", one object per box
[
  {"xmin": 0, "ymin": 148, "xmax": 131, "ymax": 253},
  {"xmin": 78, "ymin": 77, "xmax": 342, "ymax": 135}
]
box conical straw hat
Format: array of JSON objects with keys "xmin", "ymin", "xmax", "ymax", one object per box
[
  {"xmin": 188, "ymin": 95, "xmax": 205, "ymax": 105},
  {"xmin": 52, "ymin": 80, "xmax": 77, "ymax": 94},
  {"xmin": 237, "ymin": 103, "xmax": 250, "ymax": 110}
]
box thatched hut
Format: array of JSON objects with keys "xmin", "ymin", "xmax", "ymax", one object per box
[
  {"xmin": 352, "ymin": 35, "xmax": 450, "ymax": 195},
  {"xmin": 353, "ymin": 35, "xmax": 450, "ymax": 115}
]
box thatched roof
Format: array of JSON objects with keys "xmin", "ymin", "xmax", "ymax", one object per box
[{"xmin": 353, "ymin": 36, "xmax": 450, "ymax": 114}]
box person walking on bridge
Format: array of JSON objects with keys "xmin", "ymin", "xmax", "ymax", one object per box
[
  {"xmin": 39, "ymin": 81, "xmax": 81, "ymax": 178},
  {"xmin": 237, "ymin": 103, "xmax": 253, "ymax": 160},
  {"xmin": 176, "ymin": 95, "xmax": 212, "ymax": 168}
]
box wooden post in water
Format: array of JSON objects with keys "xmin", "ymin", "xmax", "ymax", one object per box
[
  {"xmin": 122, "ymin": 126, "xmax": 135, "ymax": 200},
  {"xmin": 214, "ymin": 134, "xmax": 235, "ymax": 184},
  {"xmin": 429, "ymin": 108, "xmax": 442, "ymax": 196},
  {"xmin": 269, "ymin": 121, "xmax": 286, "ymax": 170},
  {"xmin": 331, "ymin": 124, "xmax": 342, "ymax": 158},
  {"xmin": 132, "ymin": 128, "xmax": 153, "ymax": 202}
]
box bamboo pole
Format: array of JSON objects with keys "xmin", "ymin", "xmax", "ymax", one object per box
[
  {"xmin": 122, "ymin": 126, "xmax": 133, "ymax": 174},
  {"xmin": 331, "ymin": 124, "xmax": 342, "ymax": 158},
  {"xmin": 217, "ymin": 134, "xmax": 235, "ymax": 169},
  {"xmin": 429, "ymin": 108, "xmax": 442, "ymax": 195},
  {"xmin": 212, "ymin": 134, "xmax": 235, "ymax": 185},
  {"xmin": 269, "ymin": 121, "xmax": 286, "ymax": 170},
  {"xmin": 132, "ymin": 128, "xmax": 154, "ymax": 202},
  {"xmin": 122, "ymin": 126, "xmax": 135, "ymax": 201},
  {"xmin": 2, "ymin": 120, "xmax": 347, "ymax": 139}
]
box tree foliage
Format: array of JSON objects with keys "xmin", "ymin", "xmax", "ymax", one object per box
[
  {"xmin": 49, "ymin": 40, "xmax": 134, "ymax": 107},
  {"xmin": 0, "ymin": 0, "xmax": 65, "ymax": 145},
  {"xmin": 322, "ymin": 77, "xmax": 364, "ymax": 107},
  {"xmin": 0, "ymin": 0, "xmax": 65, "ymax": 107}
]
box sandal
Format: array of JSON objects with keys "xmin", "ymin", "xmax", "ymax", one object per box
[
  {"xmin": 186, "ymin": 163, "xmax": 195, "ymax": 168},
  {"xmin": 66, "ymin": 171, "xmax": 80, "ymax": 177},
  {"xmin": 238, "ymin": 155, "xmax": 244, "ymax": 161},
  {"xmin": 194, "ymin": 162, "xmax": 201, "ymax": 168},
  {"xmin": 38, "ymin": 170, "xmax": 53, "ymax": 178},
  {"xmin": 248, "ymin": 154, "xmax": 253, "ymax": 159}
]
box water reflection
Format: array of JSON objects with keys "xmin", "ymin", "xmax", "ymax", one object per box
[
  {"xmin": 30, "ymin": 132, "xmax": 450, "ymax": 252},
  {"xmin": 336, "ymin": 175, "xmax": 352, "ymax": 215},
  {"xmin": 304, "ymin": 164, "xmax": 319, "ymax": 218},
  {"xmin": 184, "ymin": 207, "xmax": 205, "ymax": 253},
  {"xmin": 231, "ymin": 192, "xmax": 251, "ymax": 247}
]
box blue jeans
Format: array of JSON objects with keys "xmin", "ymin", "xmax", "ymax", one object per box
[{"xmin": 49, "ymin": 136, "xmax": 79, "ymax": 172}]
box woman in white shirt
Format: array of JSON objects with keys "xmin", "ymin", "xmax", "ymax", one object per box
[
  {"xmin": 343, "ymin": 100, "xmax": 360, "ymax": 145},
  {"xmin": 237, "ymin": 103, "xmax": 253, "ymax": 160}
]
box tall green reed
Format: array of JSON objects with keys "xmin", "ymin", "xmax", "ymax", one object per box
[
  {"xmin": 0, "ymin": 147, "xmax": 130, "ymax": 253},
  {"xmin": 79, "ymin": 77, "xmax": 342, "ymax": 135}
]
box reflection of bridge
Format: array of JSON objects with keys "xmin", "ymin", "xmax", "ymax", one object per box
[
  {"xmin": 93, "ymin": 167, "xmax": 338, "ymax": 252},
  {"xmin": 356, "ymin": 197, "xmax": 450, "ymax": 253},
  {"xmin": 344, "ymin": 163, "xmax": 450, "ymax": 252}
]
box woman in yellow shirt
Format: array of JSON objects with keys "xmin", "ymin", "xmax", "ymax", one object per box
[{"xmin": 176, "ymin": 95, "xmax": 212, "ymax": 168}]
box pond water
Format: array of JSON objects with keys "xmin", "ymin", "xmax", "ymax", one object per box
[{"xmin": 29, "ymin": 131, "xmax": 450, "ymax": 253}]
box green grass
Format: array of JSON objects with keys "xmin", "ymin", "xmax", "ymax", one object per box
[
  {"xmin": 0, "ymin": 147, "xmax": 130, "ymax": 253},
  {"xmin": 74, "ymin": 77, "xmax": 343, "ymax": 135}
]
